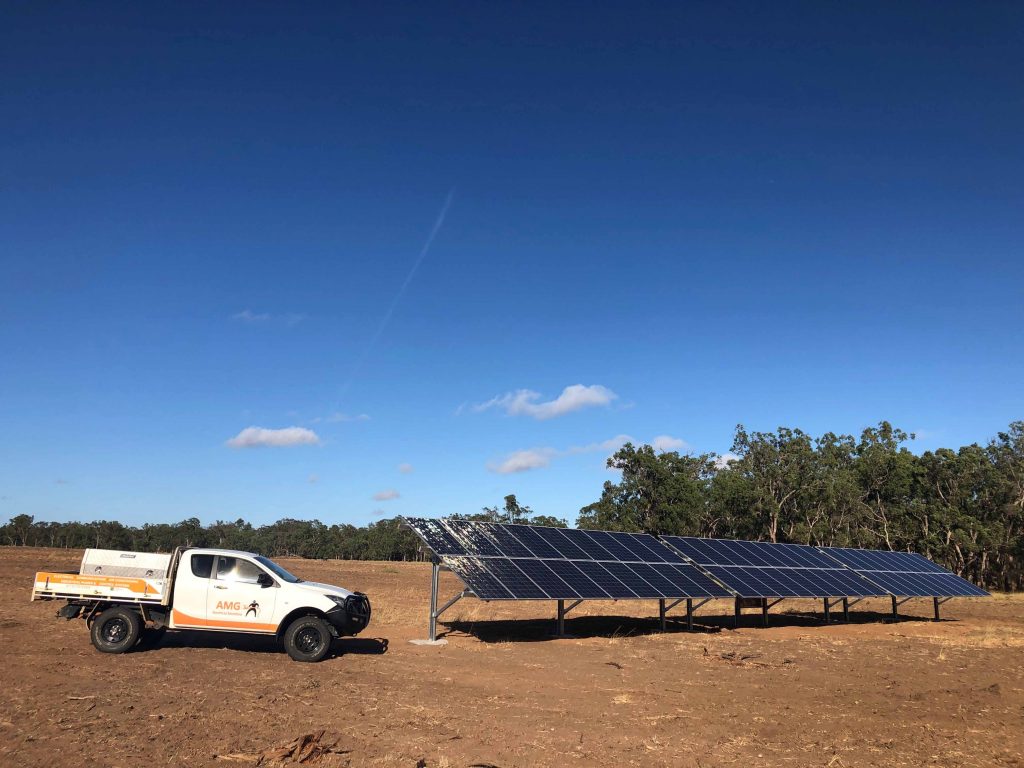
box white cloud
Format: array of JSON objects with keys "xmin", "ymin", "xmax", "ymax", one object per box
[
  {"xmin": 474, "ymin": 384, "xmax": 617, "ymax": 420},
  {"xmin": 651, "ymin": 435, "xmax": 688, "ymax": 453},
  {"xmin": 232, "ymin": 309, "xmax": 271, "ymax": 323},
  {"xmin": 398, "ymin": 463, "xmax": 414, "ymax": 474},
  {"xmin": 567, "ymin": 434, "xmax": 635, "ymax": 454},
  {"xmin": 226, "ymin": 426, "xmax": 321, "ymax": 448},
  {"xmin": 231, "ymin": 310, "xmax": 305, "ymax": 326},
  {"xmin": 325, "ymin": 412, "xmax": 370, "ymax": 423},
  {"xmin": 488, "ymin": 448, "xmax": 557, "ymax": 474},
  {"xmin": 373, "ymin": 489, "xmax": 401, "ymax": 501},
  {"xmin": 714, "ymin": 452, "xmax": 740, "ymax": 469}
]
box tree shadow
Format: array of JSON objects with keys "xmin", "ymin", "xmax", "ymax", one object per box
[{"xmin": 138, "ymin": 630, "xmax": 389, "ymax": 658}]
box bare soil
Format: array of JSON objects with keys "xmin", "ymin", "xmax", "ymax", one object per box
[{"xmin": 1, "ymin": 547, "xmax": 1022, "ymax": 767}]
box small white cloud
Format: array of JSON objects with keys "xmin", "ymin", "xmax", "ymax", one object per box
[
  {"xmin": 231, "ymin": 309, "xmax": 271, "ymax": 323},
  {"xmin": 488, "ymin": 448, "xmax": 557, "ymax": 474},
  {"xmin": 226, "ymin": 426, "xmax": 321, "ymax": 448},
  {"xmin": 474, "ymin": 384, "xmax": 617, "ymax": 420},
  {"xmin": 373, "ymin": 489, "xmax": 401, "ymax": 501},
  {"xmin": 651, "ymin": 435, "xmax": 688, "ymax": 453},
  {"xmin": 714, "ymin": 452, "xmax": 740, "ymax": 469},
  {"xmin": 308, "ymin": 474, "xmax": 320, "ymax": 484},
  {"xmin": 567, "ymin": 434, "xmax": 634, "ymax": 454},
  {"xmin": 326, "ymin": 412, "xmax": 370, "ymax": 423},
  {"xmin": 398, "ymin": 463, "xmax": 414, "ymax": 474},
  {"xmin": 231, "ymin": 310, "xmax": 305, "ymax": 326}
]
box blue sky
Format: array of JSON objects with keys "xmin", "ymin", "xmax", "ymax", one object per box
[{"xmin": 2, "ymin": 3, "xmax": 1021, "ymax": 527}]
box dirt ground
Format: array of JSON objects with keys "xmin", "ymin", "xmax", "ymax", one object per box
[{"xmin": 1, "ymin": 548, "xmax": 1022, "ymax": 768}]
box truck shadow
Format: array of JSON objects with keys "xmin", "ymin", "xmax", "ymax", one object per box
[
  {"xmin": 146, "ymin": 631, "xmax": 388, "ymax": 658},
  {"xmin": 441, "ymin": 609, "xmax": 942, "ymax": 642}
]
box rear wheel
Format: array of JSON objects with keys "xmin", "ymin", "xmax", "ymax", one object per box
[
  {"xmin": 90, "ymin": 606, "xmax": 142, "ymax": 654},
  {"xmin": 283, "ymin": 616, "xmax": 332, "ymax": 662}
]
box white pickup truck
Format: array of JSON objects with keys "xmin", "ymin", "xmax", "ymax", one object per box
[{"xmin": 31, "ymin": 547, "xmax": 371, "ymax": 662}]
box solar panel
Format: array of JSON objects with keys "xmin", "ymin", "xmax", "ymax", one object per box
[
  {"xmin": 662, "ymin": 536, "xmax": 886, "ymax": 598},
  {"xmin": 404, "ymin": 518, "xmax": 732, "ymax": 600},
  {"xmin": 404, "ymin": 517, "xmax": 467, "ymax": 556},
  {"xmin": 821, "ymin": 547, "xmax": 990, "ymax": 597}
]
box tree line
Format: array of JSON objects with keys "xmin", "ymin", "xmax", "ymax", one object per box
[{"xmin": 2, "ymin": 421, "xmax": 1020, "ymax": 590}]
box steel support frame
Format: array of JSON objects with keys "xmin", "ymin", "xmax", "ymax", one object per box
[
  {"xmin": 555, "ymin": 599, "xmax": 584, "ymax": 636},
  {"xmin": 427, "ymin": 558, "xmax": 473, "ymax": 641},
  {"xmin": 657, "ymin": 598, "xmax": 689, "ymax": 631},
  {"xmin": 823, "ymin": 597, "xmax": 850, "ymax": 624}
]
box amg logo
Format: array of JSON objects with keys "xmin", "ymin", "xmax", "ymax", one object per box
[{"xmin": 216, "ymin": 601, "xmax": 242, "ymax": 611}]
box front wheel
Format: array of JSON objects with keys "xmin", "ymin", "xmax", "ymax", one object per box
[
  {"xmin": 90, "ymin": 606, "xmax": 142, "ymax": 654},
  {"xmin": 283, "ymin": 616, "xmax": 333, "ymax": 662}
]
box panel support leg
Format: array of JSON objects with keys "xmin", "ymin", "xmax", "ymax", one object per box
[
  {"xmin": 823, "ymin": 597, "xmax": 831, "ymax": 624},
  {"xmin": 553, "ymin": 599, "xmax": 583, "ymax": 637},
  {"xmin": 659, "ymin": 599, "xmax": 666, "ymax": 632},
  {"xmin": 428, "ymin": 559, "xmax": 440, "ymax": 641},
  {"xmin": 762, "ymin": 598, "xmax": 769, "ymax": 628},
  {"xmin": 686, "ymin": 598, "xmax": 693, "ymax": 631},
  {"xmin": 843, "ymin": 597, "xmax": 850, "ymax": 624},
  {"xmin": 933, "ymin": 596, "xmax": 940, "ymax": 622},
  {"xmin": 891, "ymin": 594, "xmax": 899, "ymax": 622},
  {"xmin": 734, "ymin": 597, "xmax": 741, "ymax": 629}
]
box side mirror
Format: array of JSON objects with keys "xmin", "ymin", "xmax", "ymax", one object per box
[{"xmin": 257, "ymin": 573, "xmax": 274, "ymax": 588}]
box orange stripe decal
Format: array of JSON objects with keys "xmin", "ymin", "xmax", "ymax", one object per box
[{"xmin": 171, "ymin": 608, "xmax": 277, "ymax": 633}]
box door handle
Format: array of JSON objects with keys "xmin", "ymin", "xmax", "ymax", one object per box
[{"xmin": 214, "ymin": 585, "xmax": 227, "ymax": 590}]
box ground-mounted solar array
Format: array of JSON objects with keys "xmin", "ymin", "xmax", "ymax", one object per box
[
  {"xmin": 821, "ymin": 546, "xmax": 990, "ymax": 597},
  {"xmin": 660, "ymin": 536, "xmax": 887, "ymax": 598},
  {"xmin": 405, "ymin": 518, "xmax": 989, "ymax": 612},
  {"xmin": 404, "ymin": 517, "xmax": 732, "ymax": 600}
]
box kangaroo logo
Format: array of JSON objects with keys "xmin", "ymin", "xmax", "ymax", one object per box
[{"xmin": 245, "ymin": 601, "xmax": 260, "ymax": 618}]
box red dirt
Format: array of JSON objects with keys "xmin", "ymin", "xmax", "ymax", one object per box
[{"xmin": 1, "ymin": 547, "xmax": 1022, "ymax": 767}]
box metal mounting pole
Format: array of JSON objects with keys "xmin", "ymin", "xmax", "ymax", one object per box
[
  {"xmin": 557, "ymin": 599, "xmax": 565, "ymax": 637},
  {"xmin": 762, "ymin": 598, "xmax": 769, "ymax": 628},
  {"xmin": 823, "ymin": 597, "xmax": 831, "ymax": 624},
  {"xmin": 891, "ymin": 594, "xmax": 899, "ymax": 622},
  {"xmin": 843, "ymin": 597, "xmax": 850, "ymax": 623},
  {"xmin": 686, "ymin": 598, "xmax": 693, "ymax": 631},
  {"xmin": 734, "ymin": 597, "xmax": 741, "ymax": 629},
  {"xmin": 933, "ymin": 596, "xmax": 940, "ymax": 622},
  {"xmin": 428, "ymin": 559, "xmax": 440, "ymax": 641},
  {"xmin": 659, "ymin": 599, "xmax": 667, "ymax": 631}
]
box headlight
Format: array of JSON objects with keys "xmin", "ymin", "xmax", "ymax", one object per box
[{"xmin": 326, "ymin": 595, "xmax": 348, "ymax": 609}]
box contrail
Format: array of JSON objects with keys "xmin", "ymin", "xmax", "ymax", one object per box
[{"xmin": 336, "ymin": 189, "xmax": 455, "ymax": 401}]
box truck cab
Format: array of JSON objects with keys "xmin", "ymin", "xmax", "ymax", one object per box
[{"xmin": 32, "ymin": 547, "xmax": 371, "ymax": 662}]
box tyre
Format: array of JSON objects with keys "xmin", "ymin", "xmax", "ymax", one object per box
[
  {"xmin": 90, "ymin": 606, "xmax": 142, "ymax": 654},
  {"xmin": 283, "ymin": 615, "xmax": 333, "ymax": 662}
]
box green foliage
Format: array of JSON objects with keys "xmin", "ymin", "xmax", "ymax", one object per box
[
  {"xmin": 576, "ymin": 421, "xmax": 1023, "ymax": 590},
  {"xmin": 462, "ymin": 494, "xmax": 568, "ymax": 527}
]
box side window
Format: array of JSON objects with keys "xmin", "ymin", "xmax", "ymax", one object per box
[
  {"xmin": 215, "ymin": 556, "xmax": 263, "ymax": 585},
  {"xmin": 190, "ymin": 554, "xmax": 214, "ymax": 579}
]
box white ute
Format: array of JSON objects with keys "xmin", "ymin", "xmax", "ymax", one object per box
[{"xmin": 31, "ymin": 547, "xmax": 371, "ymax": 662}]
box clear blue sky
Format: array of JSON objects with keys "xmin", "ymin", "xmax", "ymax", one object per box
[{"xmin": 2, "ymin": 3, "xmax": 1021, "ymax": 527}]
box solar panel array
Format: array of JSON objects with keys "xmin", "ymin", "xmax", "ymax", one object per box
[
  {"xmin": 404, "ymin": 517, "xmax": 732, "ymax": 601},
  {"xmin": 406, "ymin": 518, "xmax": 989, "ymax": 602},
  {"xmin": 661, "ymin": 536, "xmax": 886, "ymax": 598},
  {"xmin": 821, "ymin": 547, "xmax": 990, "ymax": 597}
]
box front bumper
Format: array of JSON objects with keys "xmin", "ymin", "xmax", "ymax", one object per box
[{"xmin": 326, "ymin": 593, "xmax": 371, "ymax": 637}]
